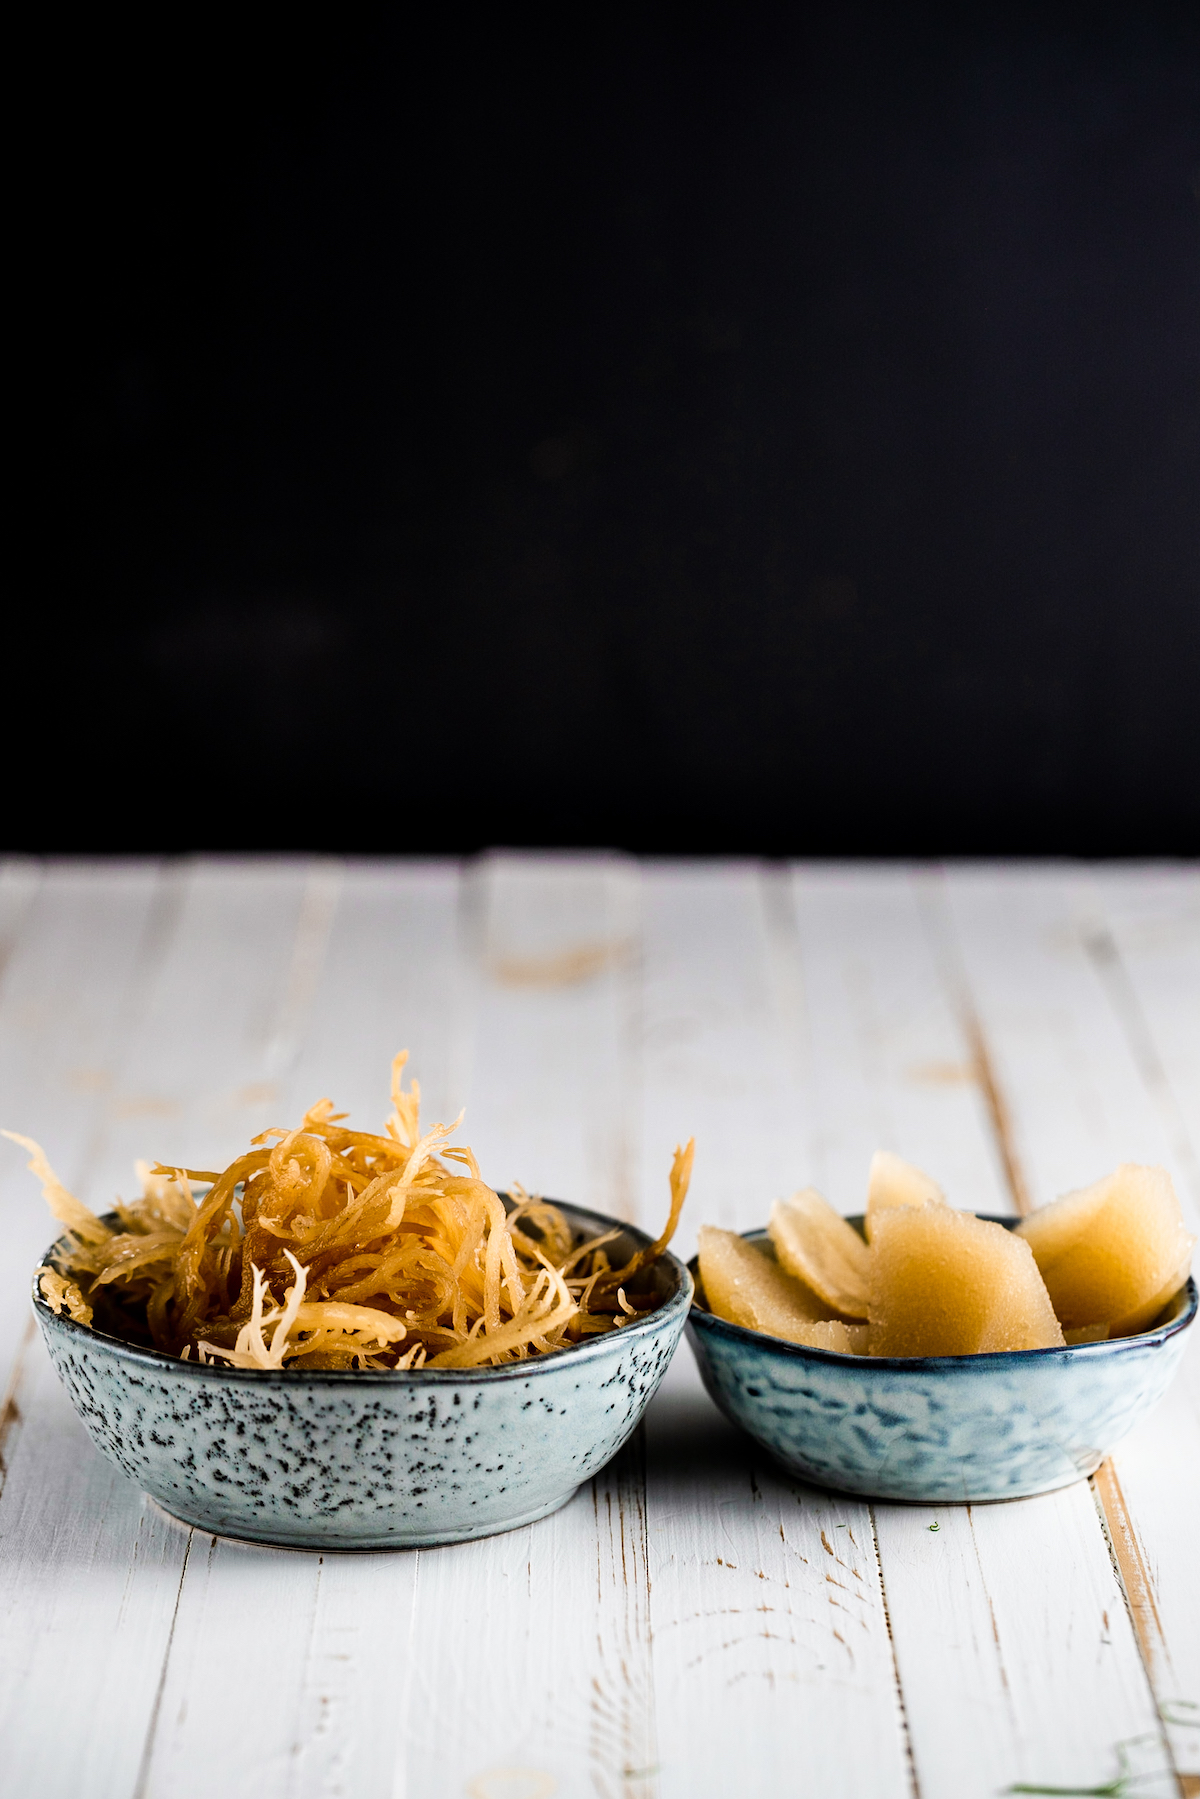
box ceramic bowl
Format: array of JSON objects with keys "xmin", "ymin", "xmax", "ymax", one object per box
[
  {"xmin": 686, "ymin": 1220, "xmax": 1197, "ymax": 1503},
  {"xmin": 34, "ymin": 1201, "xmax": 691, "ymax": 1549}
]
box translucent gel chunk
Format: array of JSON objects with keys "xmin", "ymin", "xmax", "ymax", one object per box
[
  {"xmin": 868, "ymin": 1204, "xmax": 1065, "ymax": 1357},
  {"xmin": 1016, "ymin": 1164, "xmax": 1195, "ymax": 1335},
  {"xmin": 698, "ymin": 1227, "xmax": 866, "ymax": 1352},
  {"xmin": 1108, "ymin": 1244, "xmax": 1194, "ymax": 1338},
  {"xmin": 769, "ymin": 1189, "xmax": 869, "ymax": 1319},
  {"xmin": 1063, "ymin": 1323, "xmax": 1110, "ymax": 1345},
  {"xmin": 866, "ymin": 1152, "xmax": 946, "ymax": 1241},
  {"xmin": 800, "ymin": 1318, "xmax": 869, "ymax": 1355}
]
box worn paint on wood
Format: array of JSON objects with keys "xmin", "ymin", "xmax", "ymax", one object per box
[{"xmin": 0, "ymin": 859, "xmax": 1195, "ymax": 1799}]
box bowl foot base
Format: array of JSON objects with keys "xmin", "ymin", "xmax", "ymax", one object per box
[
  {"xmin": 766, "ymin": 1454, "xmax": 1096, "ymax": 1503},
  {"xmin": 146, "ymin": 1485, "xmax": 582, "ymax": 1552}
]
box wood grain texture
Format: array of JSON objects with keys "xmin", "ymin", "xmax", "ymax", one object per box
[
  {"xmin": 461, "ymin": 853, "xmax": 641, "ymax": 1222},
  {"xmin": 134, "ymin": 863, "xmax": 455, "ymax": 1799},
  {"xmin": 400, "ymin": 855, "xmax": 657, "ymax": 1799},
  {"xmin": 0, "ymin": 860, "xmax": 40, "ymax": 980},
  {"xmin": 0, "ymin": 858, "xmax": 1195, "ymax": 1799},
  {"xmin": 1070, "ymin": 867, "xmax": 1200, "ymax": 1791},
  {"xmin": 639, "ymin": 866, "xmax": 910, "ymax": 1799},
  {"xmin": 787, "ymin": 867, "xmax": 1170, "ymax": 1799},
  {"xmin": 0, "ymin": 862, "xmax": 342, "ymax": 1798},
  {"xmin": 0, "ymin": 865, "xmax": 162, "ymax": 1401},
  {"xmin": 943, "ymin": 865, "xmax": 1197, "ymax": 1792},
  {"xmin": 788, "ymin": 865, "xmax": 1011, "ymax": 1221},
  {"xmin": 0, "ymin": 1345, "xmax": 188, "ymax": 1798},
  {"xmin": 1087, "ymin": 867, "xmax": 1200, "ymax": 1210}
]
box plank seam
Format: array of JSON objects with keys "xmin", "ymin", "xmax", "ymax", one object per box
[
  {"xmin": 0, "ymin": 860, "xmax": 42, "ymax": 999},
  {"xmin": 916, "ymin": 871, "xmax": 1031, "ymax": 1215},
  {"xmin": 1090, "ymin": 1462, "xmax": 1170, "ymax": 1674},
  {"xmin": 0, "ymin": 1313, "xmax": 35, "ymax": 1501},
  {"xmin": 72, "ymin": 861, "xmax": 183, "ymax": 1192},
  {"xmin": 392, "ymin": 1546, "xmax": 424, "ymax": 1799},
  {"xmin": 1088, "ymin": 1467, "xmax": 1182, "ymax": 1799},
  {"xmin": 262, "ymin": 862, "xmax": 343, "ymax": 1081},
  {"xmin": 617, "ymin": 1424, "xmax": 657, "ymax": 1799},
  {"xmin": 287, "ymin": 1553, "xmax": 327, "ymax": 1799},
  {"xmin": 930, "ymin": 869, "xmax": 1185, "ymax": 1795},
  {"xmin": 959, "ymin": 1006, "xmax": 1033, "ymax": 1217},
  {"xmin": 2, "ymin": 862, "xmax": 174, "ymax": 1503},
  {"xmin": 1082, "ymin": 893, "xmax": 1200, "ymax": 1798},
  {"xmin": 1078, "ymin": 918, "xmax": 1200, "ymax": 1204},
  {"xmin": 867, "ymin": 1503, "xmax": 922, "ymax": 1799},
  {"xmin": 132, "ymin": 1526, "xmax": 196, "ymax": 1799}
]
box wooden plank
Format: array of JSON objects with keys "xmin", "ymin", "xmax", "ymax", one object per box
[
  {"xmin": 870, "ymin": 1487, "xmax": 1176, "ymax": 1799},
  {"xmin": 789, "ymin": 865, "xmax": 1011, "ymax": 1219},
  {"xmin": 86, "ymin": 861, "xmax": 332, "ymax": 1197},
  {"xmin": 397, "ymin": 853, "xmax": 664, "ymax": 1799},
  {"xmin": 639, "ymin": 865, "xmax": 910, "ymax": 1799},
  {"xmin": 283, "ymin": 859, "xmax": 463, "ymax": 1128},
  {"xmin": 401, "ymin": 1453, "xmax": 655, "ymax": 1799},
  {"xmin": 4, "ymin": 858, "xmax": 1195, "ymax": 1799},
  {"xmin": 0, "ymin": 861, "xmax": 173, "ymax": 1799},
  {"xmin": 784, "ymin": 867, "xmax": 1171, "ymax": 1799},
  {"xmin": 1044, "ymin": 864, "xmax": 1200, "ymax": 1791},
  {"xmin": 135, "ymin": 1528, "xmax": 423, "ymax": 1799},
  {"xmin": 937, "ymin": 867, "xmax": 1179, "ymax": 1209},
  {"xmin": 637, "ymin": 862, "xmax": 811, "ymax": 1256},
  {"xmin": 0, "ymin": 858, "xmax": 41, "ymax": 982},
  {"xmin": 0, "ymin": 864, "xmax": 163, "ymax": 1401},
  {"xmin": 941, "ymin": 865, "xmax": 1194, "ymax": 1793},
  {"xmin": 0, "ymin": 1339, "xmax": 192, "ymax": 1799},
  {"xmin": 136, "ymin": 859, "xmax": 657, "ymax": 1799},
  {"xmin": 459, "ymin": 851, "xmax": 641, "ymax": 1219},
  {"xmin": 147, "ymin": 853, "xmax": 648, "ymax": 1799},
  {"xmin": 1087, "ymin": 866, "xmax": 1200, "ymax": 1197},
  {"xmin": 0, "ymin": 861, "xmax": 335, "ymax": 1799},
  {"xmin": 134, "ymin": 862, "xmax": 465, "ymax": 1799}
]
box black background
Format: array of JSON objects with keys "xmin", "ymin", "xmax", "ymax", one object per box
[{"xmin": 13, "ymin": 5, "xmax": 1200, "ymax": 855}]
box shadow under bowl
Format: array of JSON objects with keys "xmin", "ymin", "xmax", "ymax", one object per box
[
  {"xmin": 34, "ymin": 1201, "xmax": 692, "ymax": 1550},
  {"xmin": 685, "ymin": 1220, "xmax": 1197, "ymax": 1503}
]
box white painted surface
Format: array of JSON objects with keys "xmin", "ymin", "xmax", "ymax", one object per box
[
  {"xmin": 944, "ymin": 865, "xmax": 1200, "ymax": 1789},
  {"xmin": 0, "ymin": 858, "xmax": 1195, "ymax": 1799},
  {"xmin": 792, "ymin": 868, "xmax": 1173, "ymax": 1799}
]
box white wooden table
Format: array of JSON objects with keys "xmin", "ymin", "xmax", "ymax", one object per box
[{"xmin": 0, "ymin": 858, "xmax": 1196, "ymax": 1799}]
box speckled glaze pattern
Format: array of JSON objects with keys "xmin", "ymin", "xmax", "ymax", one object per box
[
  {"xmin": 687, "ymin": 1224, "xmax": 1197, "ymax": 1503},
  {"xmin": 35, "ymin": 1203, "xmax": 691, "ymax": 1549}
]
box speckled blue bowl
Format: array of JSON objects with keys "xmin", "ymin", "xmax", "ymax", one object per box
[
  {"xmin": 34, "ymin": 1202, "xmax": 691, "ymax": 1549},
  {"xmin": 686, "ymin": 1220, "xmax": 1197, "ymax": 1503}
]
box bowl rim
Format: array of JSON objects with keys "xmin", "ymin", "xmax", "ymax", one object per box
[
  {"xmin": 687, "ymin": 1217, "xmax": 1198, "ymax": 1370},
  {"xmin": 32, "ymin": 1198, "xmax": 694, "ymax": 1386}
]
